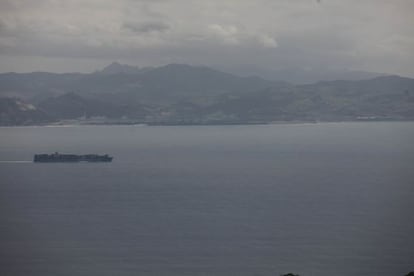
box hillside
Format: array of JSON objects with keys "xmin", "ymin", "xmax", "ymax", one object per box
[
  {"xmin": 0, "ymin": 98, "xmax": 51, "ymax": 125},
  {"xmin": 0, "ymin": 63, "xmax": 281, "ymax": 105},
  {"xmin": 0, "ymin": 64, "xmax": 413, "ymax": 125}
]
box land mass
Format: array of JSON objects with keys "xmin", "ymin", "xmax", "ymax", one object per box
[{"xmin": 1, "ymin": 63, "xmax": 413, "ymax": 126}]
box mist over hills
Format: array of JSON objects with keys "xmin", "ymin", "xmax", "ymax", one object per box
[
  {"xmin": 95, "ymin": 62, "xmax": 153, "ymax": 75},
  {"xmin": 217, "ymin": 65, "xmax": 386, "ymax": 84},
  {"xmin": 0, "ymin": 63, "xmax": 413, "ymax": 126}
]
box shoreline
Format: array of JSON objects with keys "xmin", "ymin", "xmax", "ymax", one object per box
[{"xmin": 1, "ymin": 119, "xmax": 413, "ymax": 128}]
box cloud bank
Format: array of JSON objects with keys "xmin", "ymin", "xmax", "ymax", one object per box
[{"xmin": 0, "ymin": 0, "xmax": 413, "ymax": 77}]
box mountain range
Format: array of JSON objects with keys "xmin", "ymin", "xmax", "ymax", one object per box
[{"xmin": 0, "ymin": 63, "xmax": 413, "ymax": 125}]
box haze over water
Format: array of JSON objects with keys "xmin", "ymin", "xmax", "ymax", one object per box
[{"xmin": 0, "ymin": 122, "xmax": 413, "ymax": 276}]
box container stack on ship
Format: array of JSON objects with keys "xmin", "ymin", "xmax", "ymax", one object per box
[{"xmin": 34, "ymin": 152, "xmax": 113, "ymax": 162}]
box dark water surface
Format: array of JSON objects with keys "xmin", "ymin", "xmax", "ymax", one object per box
[{"xmin": 0, "ymin": 122, "xmax": 413, "ymax": 276}]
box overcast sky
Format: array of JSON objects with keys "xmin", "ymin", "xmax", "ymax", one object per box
[{"xmin": 0, "ymin": 0, "xmax": 413, "ymax": 76}]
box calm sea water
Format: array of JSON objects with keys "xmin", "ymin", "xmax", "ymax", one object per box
[{"xmin": 0, "ymin": 122, "xmax": 413, "ymax": 276}]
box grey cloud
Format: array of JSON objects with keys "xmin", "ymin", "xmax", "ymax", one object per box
[
  {"xmin": 123, "ymin": 22, "xmax": 170, "ymax": 33},
  {"xmin": 0, "ymin": 20, "xmax": 6, "ymax": 31},
  {"xmin": 0, "ymin": 0, "xmax": 413, "ymax": 77},
  {"xmin": 0, "ymin": 0, "xmax": 18, "ymax": 12}
]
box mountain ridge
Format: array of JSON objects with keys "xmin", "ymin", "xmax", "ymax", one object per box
[{"xmin": 0, "ymin": 63, "xmax": 413, "ymax": 125}]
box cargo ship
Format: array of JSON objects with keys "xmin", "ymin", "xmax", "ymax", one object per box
[{"xmin": 34, "ymin": 152, "xmax": 113, "ymax": 163}]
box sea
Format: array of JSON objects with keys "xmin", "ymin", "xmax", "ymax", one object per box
[{"xmin": 0, "ymin": 122, "xmax": 413, "ymax": 276}]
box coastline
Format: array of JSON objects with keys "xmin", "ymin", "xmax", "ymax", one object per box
[{"xmin": 1, "ymin": 119, "xmax": 413, "ymax": 128}]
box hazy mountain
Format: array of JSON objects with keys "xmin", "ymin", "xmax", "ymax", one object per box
[
  {"xmin": 0, "ymin": 97, "xmax": 51, "ymax": 125},
  {"xmin": 0, "ymin": 63, "xmax": 282, "ymax": 104},
  {"xmin": 219, "ymin": 65, "xmax": 387, "ymax": 84},
  {"xmin": 0, "ymin": 72, "xmax": 84, "ymax": 102},
  {"xmin": 38, "ymin": 92, "xmax": 148, "ymax": 120},
  {"xmin": 202, "ymin": 75, "xmax": 414, "ymax": 122},
  {"xmin": 0, "ymin": 63, "xmax": 413, "ymax": 125},
  {"xmin": 123, "ymin": 64, "xmax": 284, "ymax": 102},
  {"xmin": 95, "ymin": 62, "xmax": 154, "ymax": 75}
]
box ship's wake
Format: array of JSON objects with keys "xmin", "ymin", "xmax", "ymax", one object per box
[{"xmin": 0, "ymin": 161, "xmax": 32, "ymax": 163}]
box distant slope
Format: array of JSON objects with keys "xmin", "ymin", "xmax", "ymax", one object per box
[
  {"xmin": 0, "ymin": 63, "xmax": 413, "ymax": 125},
  {"xmin": 220, "ymin": 65, "xmax": 387, "ymax": 84},
  {"xmin": 0, "ymin": 63, "xmax": 282, "ymax": 105},
  {"xmin": 0, "ymin": 72, "xmax": 84, "ymax": 102},
  {"xmin": 38, "ymin": 92, "xmax": 148, "ymax": 119},
  {"xmin": 70, "ymin": 63, "xmax": 284, "ymax": 105},
  {"xmin": 0, "ymin": 97, "xmax": 52, "ymax": 125},
  {"xmin": 202, "ymin": 75, "xmax": 414, "ymax": 122},
  {"xmin": 95, "ymin": 62, "xmax": 153, "ymax": 75}
]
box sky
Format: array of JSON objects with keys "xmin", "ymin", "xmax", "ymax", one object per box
[{"xmin": 0, "ymin": 0, "xmax": 413, "ymax": 77}]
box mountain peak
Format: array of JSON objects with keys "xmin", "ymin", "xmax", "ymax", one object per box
[{"xmin": 98, "ymin": 62, "xmax": 142, "ymax": 75}]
